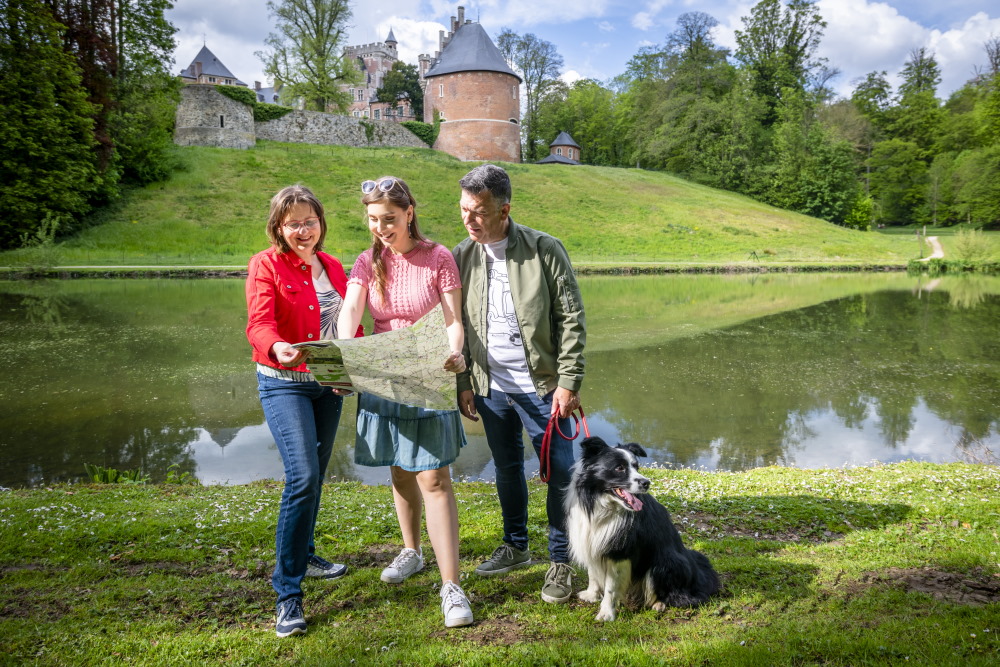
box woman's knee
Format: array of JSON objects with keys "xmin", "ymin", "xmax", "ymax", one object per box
[{"xmin": 416, "ymin": 467, "xmax": 453, "ymax": 495}]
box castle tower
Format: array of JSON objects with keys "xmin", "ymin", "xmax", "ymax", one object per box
[{"xmin": 422, "ymin": 7, "xmax": 522, "ymax": 162}]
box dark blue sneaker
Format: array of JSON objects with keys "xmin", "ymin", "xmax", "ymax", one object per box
[
  {"xmin": 305, "ymin": 554, "xmax": 348, "ymax": 579},
  {"xmin": 275, "ymin": 597, "xmax": 307, "ymax": 637}
]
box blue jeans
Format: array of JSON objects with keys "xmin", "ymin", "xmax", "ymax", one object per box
[
  {"xmin": 257, "ymin": 372, "xmax": 344, "ymax": 603},
  {"xmin": 475, "ymin": 388, "xmax": 575, "ymax": 563}
]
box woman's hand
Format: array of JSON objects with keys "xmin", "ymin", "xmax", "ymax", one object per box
[
  {"xmin": 273, "ymin": 341, "xmax": 308, "ymax": 368},
  {"xmin": 443, "ymin": 350, "xmax": 466, "ymax": 374}
]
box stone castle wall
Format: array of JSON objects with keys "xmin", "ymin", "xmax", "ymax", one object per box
[
  {"xmin": 174, "ymin": 85, "xmax": 255, "ymax": 149},
  {"xmin": 174, "ymin": 85, "xmax": 426, "ymax": 150},
  {"xmin": 255, "ymin": 110, "xmax": 426, "ymax": 148}
]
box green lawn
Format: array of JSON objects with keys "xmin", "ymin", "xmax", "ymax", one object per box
[
  {"xmin": 2, "ymin": 141, "xmax": 971, "ymax": 269},
  {"xmin": 1, "ymin": 463, "xmax": 998, "ymax": 665}
]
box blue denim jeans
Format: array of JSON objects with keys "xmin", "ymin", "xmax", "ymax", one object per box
[
  {"xmin": 257, "ymin": 372, "xmax": 344, "ymax": 603},
  {"xmin": 474, "ymin": 388, "xmax": 575, "ymax": 563}
]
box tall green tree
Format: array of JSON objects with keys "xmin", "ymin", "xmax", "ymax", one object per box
[
  {"xmin": 0, "ymin": 0, "xmax": 101, "ymax": 248},
  {"xmin": 496, "ymin": 29, "xmax": 564, "ymax": 161},
  {"xmin": 257, "ymin": 0, "xmax": 359, "ymax": 112},
  {"xmin": 110, "ymin": 0, "xmax": 180, "ymax": 184},
  {"xmin": 734, "ymin": 0, "xmax": 827, "ymax": 125},
  {"xmin": 376, "ymin": 61, "xmax": 423, "ymax": 117},
  {"xmin": 42, "ymin": 0, "xmax": 178, "ymax": 189},
  {"xmin": 890, "ymin": 47, "xmax": 944, "ymax": 150}
]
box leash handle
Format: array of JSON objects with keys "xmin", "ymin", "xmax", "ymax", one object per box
[{"xmin": 540, "ymin": 406, "xmax": 589, "ymax": 483}]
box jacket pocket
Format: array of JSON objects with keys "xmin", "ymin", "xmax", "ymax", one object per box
[{"xmin": 556, "ymin": 274, "xmax": 579, "ymax": 312}]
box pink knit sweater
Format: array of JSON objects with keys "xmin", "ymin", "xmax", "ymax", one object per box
[{"xmin": 348, "ymin": 242, "xmax": 461, "ymax": 334}]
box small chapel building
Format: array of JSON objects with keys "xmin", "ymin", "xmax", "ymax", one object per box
[{"xmin": 537, "ymin": 131, "xmax": 582, "ymax": 165}]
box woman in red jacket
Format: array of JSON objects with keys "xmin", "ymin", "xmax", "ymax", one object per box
[{"xmin": 245, "ymin": 184, "xmax": 358, "ymax": 638}]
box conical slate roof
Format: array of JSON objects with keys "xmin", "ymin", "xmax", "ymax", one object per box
[
  {"xmin": 424, "ymin": 22, "xmax": 521, "ymax": 81},
  {"xmin": 386, "ymin": 28, "xmax": 397, "ymax": 44},
  {"xmin": 179, "ymin": 45, "xmax": 245, "ymax": 84},
  {"xmin": 551, "ymin": 131, "xmax": 580, "ymax": 148}
]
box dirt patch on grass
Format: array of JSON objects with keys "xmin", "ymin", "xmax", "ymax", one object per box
[
  {"xmin": 431, "ymin": 616, "xmax": 542, "ymax": 645},
  {"xmin": 847, "ymin": 567, "xmax": 1000, "ymax": 606}
]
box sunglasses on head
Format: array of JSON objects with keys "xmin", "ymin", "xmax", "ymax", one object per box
[{"xmin": 361, "ymin": 178, "xmax": 398, "ymax": 194}]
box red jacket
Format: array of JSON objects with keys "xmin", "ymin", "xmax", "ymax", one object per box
[{"xmin": 246, "ymin": 247, "xmax": 361, "ymax": 372}]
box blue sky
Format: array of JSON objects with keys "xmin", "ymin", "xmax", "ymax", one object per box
[{"xmin": 168, "ymin": 0, "xmax": 1000, "ymax": 100}]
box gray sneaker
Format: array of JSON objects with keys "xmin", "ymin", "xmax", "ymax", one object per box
[
  {"xmin": 474, "ymin": 543, "xmax": 531, "ymax": 577},
  {"xmin": 541, "ymin": 562, "xmax": 575, "ymax": 603},
  {"xmin": 275, "ymin": 597, "xmax": 307, "ymax": 637},
  {"xmin": 305, "ymin": 554, "xmax": 348, "ymax": 579},
  {"xmin": 381, "ymin": 547, "xmax": 424, "ymax": 583}
]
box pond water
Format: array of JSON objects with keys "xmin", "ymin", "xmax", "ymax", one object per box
[{"xmin": 0, "ymin": 273, "xmax": 997, "ymax": 488}]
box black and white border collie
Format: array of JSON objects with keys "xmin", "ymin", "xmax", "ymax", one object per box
[{"xmin": 565, "ymin": 437, "xmax": 720, "ymax": 621}]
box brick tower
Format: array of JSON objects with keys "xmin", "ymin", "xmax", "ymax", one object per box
[{"xmin": 422, "ymin": 6, "xmax": 522, "ymax": 162}]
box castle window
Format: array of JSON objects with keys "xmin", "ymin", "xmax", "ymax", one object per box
[
  {"xmin": 220, "ymin": 115, "xmax": 225, "ymax": 128},
  {"xmin": 556, "ymin": 147, "xmax": 562, "ymax": 156},
  {"xmin": 208, "ymin": 76, "xmax": 216, "ymax": 83},
  {"xmin": 509, "ymin": 118, "xmax": 518, "ymax": 124},
  {"xmin": 353, "ymin": 111, "xmax": 360, "ymax": 117},
  {"xmin": 225, "ymin": 79, "xmax": 232, "ymax": 84},
  {"xmin": 374, "ymin": 109, "xmax": 380, "ymax": 119},
  {"xmin": 439, "ymin": 84, "xmax": 444, "ymax": 97},
  {"xmin": 512, "ymin": 85, "xmax": 517, "ymax": 99}
]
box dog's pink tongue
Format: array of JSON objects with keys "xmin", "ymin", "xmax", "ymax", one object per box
[{"xmin": 615, "ymin": 488, "xmax": 644, "ymax": 511}]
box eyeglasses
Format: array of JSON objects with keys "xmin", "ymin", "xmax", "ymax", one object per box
[
  {"xmin": 283, "ymin": 218, "xmax": 320, "ymax": 232},
  {"xmin": 361, "ymin": 178, "xmax": 398, "ymax": 194}
]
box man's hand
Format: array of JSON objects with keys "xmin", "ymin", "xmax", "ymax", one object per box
[
  {"xmin": 458, "ymin": 389, "xmax": 479, "ymax": 421},
  {"xmin": 551, "ymin": 387, "xmax": 580, "ymax": 418}
]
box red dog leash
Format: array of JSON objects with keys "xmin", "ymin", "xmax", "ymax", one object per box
[{"xmin": 540, "ymin": 406, "xmax": 590, "ymax": 483}]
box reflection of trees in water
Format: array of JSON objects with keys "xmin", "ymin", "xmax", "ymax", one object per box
[
  {"xmin": 9, "ymin": 291, "xmax": 70, "ymax": 331},
  {"xmin": 954, "ymin": 430, "xmax": 999, "ymax": 465},
  {"xmin": 947, "ymin": 277, "xmax": 990, "ymax": 310},
  {"xmin": 588, "ymin": 289, "xmax": 999, "ymax": 470}
]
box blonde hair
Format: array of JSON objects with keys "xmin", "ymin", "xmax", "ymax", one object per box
[
  {"xmin": 266, "ymin": 185, "xmax": 327, "ymax": 253},
  {"xmin": 361, "ymin": 176, "xmax": 430, "ymax": 301}
]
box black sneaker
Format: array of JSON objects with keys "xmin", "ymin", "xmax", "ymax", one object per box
[
  {"xmin": 305, "ymin": 554, "xmax": 348, "ymax": 579},
  {"xmin": 275, "ymin": 597, "xmax": 307, "ymax": 637}
]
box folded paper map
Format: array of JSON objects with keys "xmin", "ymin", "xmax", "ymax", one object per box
[{"xmin": 292, "ymin": 305, "xmax": 456, "ymax": 410}]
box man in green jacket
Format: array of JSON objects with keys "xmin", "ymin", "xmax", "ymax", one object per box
[{"xmin": 452, "ymin": 163, "xmax": 586, "ymax": 604}]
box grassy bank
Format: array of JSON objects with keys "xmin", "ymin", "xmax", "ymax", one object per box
[
  {"xmin": 2, "ymin": 463, "xmax": 998, "ymax": 665},
  {"xmin": 0, "ymin": 142, "xmax": 952, "ymax": 269}
]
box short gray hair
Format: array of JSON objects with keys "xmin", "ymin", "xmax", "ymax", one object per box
[{"xmin": 459, "ymin": 164, "xmax": 511, "ymax": 207}]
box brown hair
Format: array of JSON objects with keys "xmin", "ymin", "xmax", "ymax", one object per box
[
  {"xmin": 266, "ymin": 185, "xmax": 327, "ymax": 254},
  {"xmin": 361, "ymin": 176, "xmax": 431, "ymax": 302}
]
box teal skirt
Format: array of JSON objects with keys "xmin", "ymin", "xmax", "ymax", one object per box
[{"xmin": 355, "ymin": 393, "xmax": 466, "ymax": 472}]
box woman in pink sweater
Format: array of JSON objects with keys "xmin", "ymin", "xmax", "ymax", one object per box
[{"xmin": 337, "ymin": 176, "xmax": 472, "ymax": 628}]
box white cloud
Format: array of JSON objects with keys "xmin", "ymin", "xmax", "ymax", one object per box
[
  {"xmin": 370, "ymin": 18, "xmax": 449, "ymax": 63},
  {"xmin": 478, "ymin": 0, "xmax": 614, "ymax": 26},
  {"xmin": 561, "ymin": 69, "xmax": 584, "ymax": 84},
  {"xmin": 816, "ymin": 1, "xmax": 1000, "ymax": 97},
  {"xmin": 598, "ymin": 20, "xmax": 615, "ymax": 32},
  {"xmin": 926, "ymin": 12, "xmax": 1000, "ymax": 94}
]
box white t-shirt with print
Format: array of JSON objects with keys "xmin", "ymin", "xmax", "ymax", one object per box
[{"xmin": 484, "ymin": 239, "xmax": 534, "ymax": 393}]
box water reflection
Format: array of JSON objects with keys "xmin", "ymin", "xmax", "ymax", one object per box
[{"xmin": 0, "ymin": 273, "xmax": 997, "ymax": 487}]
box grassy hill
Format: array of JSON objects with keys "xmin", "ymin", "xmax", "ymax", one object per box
[{"xmin": 2, "ymin": 141, "xmax": 930, "ymax": 267}]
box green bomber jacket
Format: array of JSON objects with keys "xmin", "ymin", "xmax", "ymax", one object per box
[{"xmin": 452, "ymin": 217, "xmax": 586, "ymax": 398}]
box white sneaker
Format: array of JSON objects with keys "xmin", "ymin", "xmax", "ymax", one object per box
[
  {"xmin": 380, "ymin": 547, "xmax": 424, "ymax": 583},
  {"xmin": 440, "ymin": 580, "xmax": 474, "ymax": 628}
]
